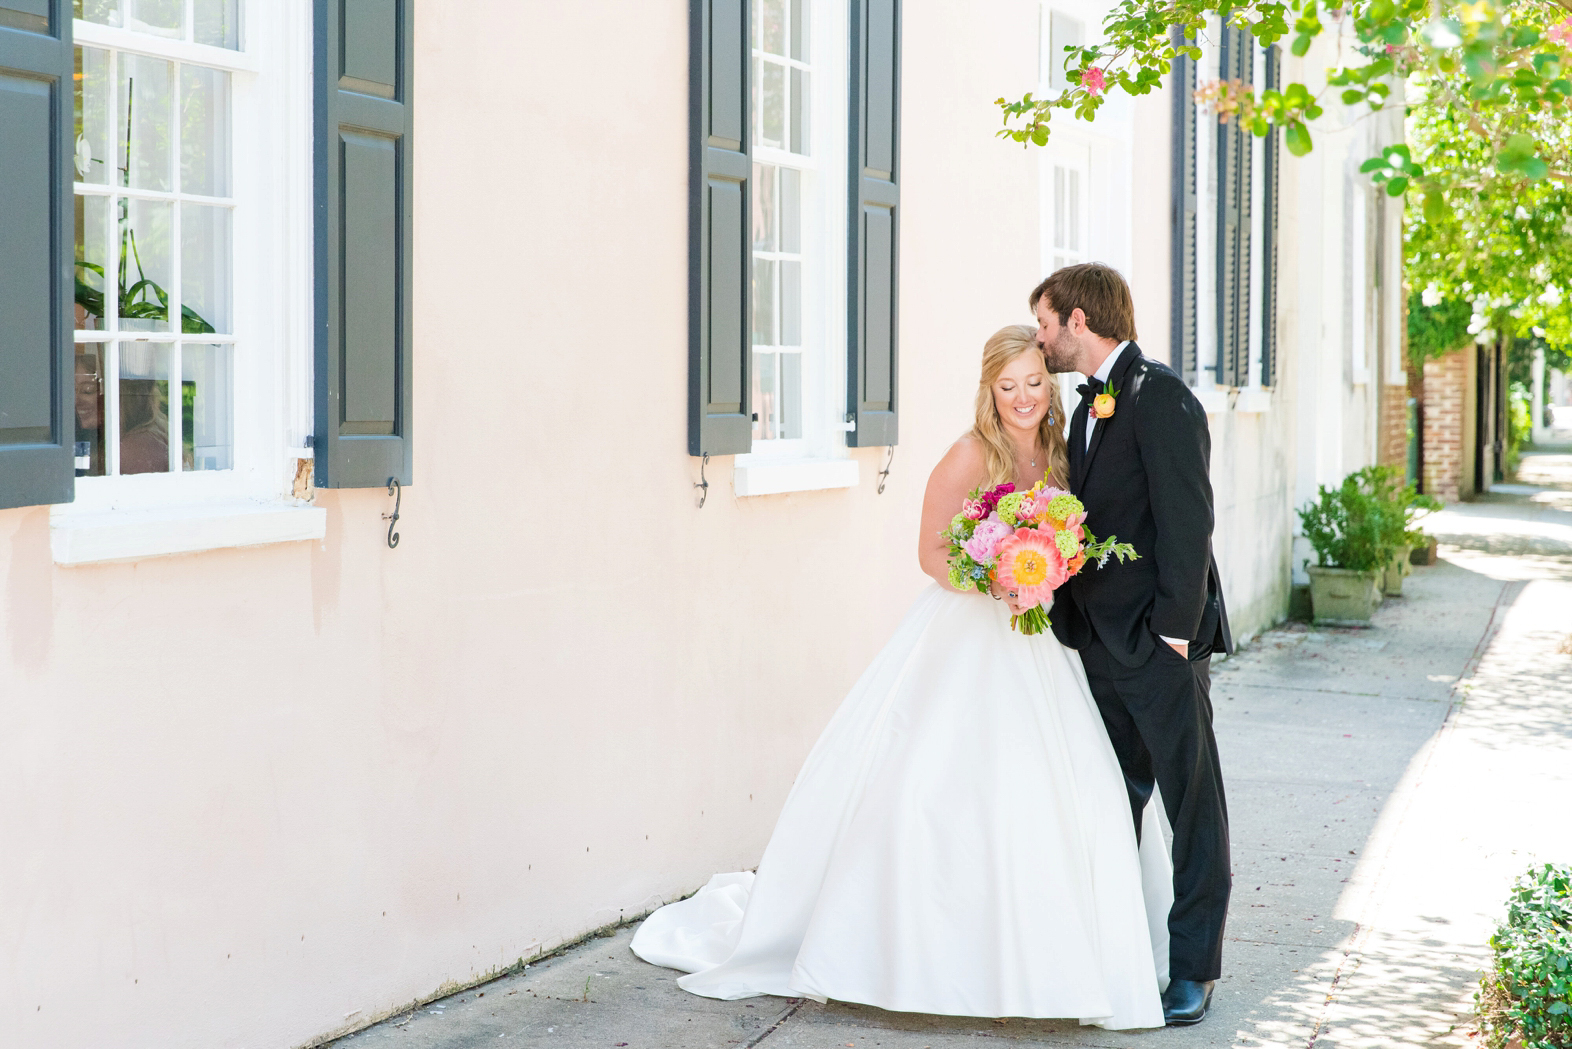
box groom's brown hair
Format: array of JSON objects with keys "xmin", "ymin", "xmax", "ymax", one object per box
[{"xmin": 1029, "ymin": 263, "xmax": 1137, "ymax": 342}]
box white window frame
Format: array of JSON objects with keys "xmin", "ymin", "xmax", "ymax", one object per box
[
  {"xmin": 734, "ymin": 0, "xmax": 856, "ymax": 496},
  {"xmin": 51, "ymin": 3, "xmax": 322, "ymax": 565}
]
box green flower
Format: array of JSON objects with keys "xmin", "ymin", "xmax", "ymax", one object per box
[
  {"xmin": 996, "ymin": 492, "xmax": 1024, "ymax": 526},
  {"xmin": 948, "ymin": 564, "xmax": 972, "ymax": 591},
  {"xmin": 1046, "ymin": 493, "xmax": 1083, "ymax": 520},
  {"xmin": 1054, "ymin": 529, "xmax": 1080, "ymax": 558},
  {"xmin": 949, "ymin": 512, "xmax": 971, "ymax": 536}
]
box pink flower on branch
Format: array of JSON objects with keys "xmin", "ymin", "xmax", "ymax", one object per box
[
  {"xmin": 1080, "ymin": 66, "xmax": 1107, "ymax": 97},
  {"xmin": 1551, "ymin": 17, "xmax": 1572, "ymax": 46}
]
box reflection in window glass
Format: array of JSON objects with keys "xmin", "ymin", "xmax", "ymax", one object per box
[
  {"xmin": 194, "ymin": 0, "xmax": 241, "ymax": 49},
  {"xmin": 75, "ymin": 47, "xmax": 111, "ymax": 185},
  {"xmin": 74, "ymin": 345, "xmax": 108, "ymax": 477},
  {"xmin": 750, "ymin": 0, "xmax": 814, "ymax": 448},
  {"xmin": 118, "ymin": 53, "xmax": 174, "ymax": 191},
  {"xmin": 181, "ymin": 203, "xmax": 230, "ymax": 333},
  {"xmin": 180, "ymin": 65, "xmax": 231, "ymax": 196},
  {"xmin": 72, "ymin": 39, "xmax": 237, "ymax": 476},
  {"xmin": 76, "ymin": 0, "xmax": 123, "ymax": 26},
  {"xmin": 183, "ymin": 344, "xmax": 233, "ymax": 471},
  {"xmin": 128, "ymin": 0, "xmax": 183, "ymax": 37},
  {"xmin": 119, "ymin": 342, "xmax": 172, "ymax": 474}
]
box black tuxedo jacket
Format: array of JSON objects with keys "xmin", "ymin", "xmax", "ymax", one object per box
[{"xmin": 1050, "ymin": 342, "xmax": 1233, "ymax": 667}]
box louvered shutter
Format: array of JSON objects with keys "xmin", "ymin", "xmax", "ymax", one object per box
[
  {"xmin": 846, "ymin": 0, "xmax": 900, "ymax": 448},
  {"xmin": 313, "ymin": 0, "xmax": 414, "ymax": 488},
  {"xmin": 1260, "ymin": 45, "xmax": 1281, "ymax": 387},
  {"xmin": 1215, "ymin": 26, "xmax": 1252, "ymax": 389},
  {"xmin": 1169, "ymin": 27, "xmax": 1197, "ymax": 383},
  {"xmin": 688, "ymin": 0, "xmax": 752, "ymax": 457},
  {"xmin": 0, "ymin": 0, "xmax": 73, "ymax": 510}
]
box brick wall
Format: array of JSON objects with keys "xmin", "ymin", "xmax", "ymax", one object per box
[
  {"xmin": 1379, "ymin": 380, "xmax": 1409, "ymax": 468},
  {"xmin": 1422, "ymin": 348, "xmax": 1469, "ymax": 502}
]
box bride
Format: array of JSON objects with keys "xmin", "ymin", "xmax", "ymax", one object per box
[{"xmin": 631, "ymin": 325, "xmax": 1171, "ymax": 1030}]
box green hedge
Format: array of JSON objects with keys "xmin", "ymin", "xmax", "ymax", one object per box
[{"xmin": 1478, "ymin": 863, "xmax": 1572, "ymax": 1049}]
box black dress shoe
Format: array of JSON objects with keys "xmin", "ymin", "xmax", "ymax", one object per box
[{"xmin": 1161, "ymin": 979, "xmax": 1215, "ymax": 1025}]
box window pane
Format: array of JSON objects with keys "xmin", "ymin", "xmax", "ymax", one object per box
[
  {"xmin": 75, "ymin": 194, "xmax": 109, "ymax": 331},
  {"xmin": 760, "ymin": 61, "xmax": 785, "ymax": 149},
  {"xmin": 789, "ymin": 68, "xmax": 808, "ymax": 155},
  {"xmin": 752, "ymin": 258, "xmax": 777, "ymax": 346},
  {"xmin": 180, "ymin": 65, "xmax": 231, "ymax": 197},
  {"xmin": 74, "ymin": 47, "xmax": 111, "ymax": 185},
  {"xmin": 1054, "ymin": 167, "xmax": 1067, "ymax": 250},
  {"xmin": 181, "ymin": 203, "xmax": 231, "ymax": 334},
  {"xmin": 75, "ymin": 0, "xmax": 122, "ymax": 26},
  {"xmin": 118, "ymin": 197, "xmax": 173, "ymax": 332},
  {"xmin": 752, "ymin": 351, "xmax": 778, "ymax": 439},
  {"xmin": 182, "ymin": 344, "xmax": 233, "ymax": 470},
  {"xmin": 781, "ymin": 260, "xmax": 801, "ymax": 346},
  {"xmin": 119, "ymin": 342, "xmax": 172, "ymax": 474},
  {"xmin": 752, "ymin": 163, "xmax": 776, "ymax": 252},
  {"xmin": 790, "ymin": 0, "xmax": 807, "ymax": 61},
  {"xmin": 128, "ymin": 0, "xmax": 183, "ymax": 38},
  {"xmin": 780, "ymin": 167, "xmax": 800, "ymax": 253},
  {"xmin": 760, "ymin": 0, "xmax": 785, "ymax": 56},
  {"xmin": 193, "ymin": 0, "xmax": 241, "ymax": 49},
  {"xmin": 1067, "ymin": 169, "xmax": 1081, "ymax": 252},
  {"xmin": 780, "ymin": 351, "xmax": 802, "ymax": 438},
  {"xmin": 74, "ymin": 344, "xmax": 108, "ymax": 477},
  {"xmin": 118, "ymin": 54, "xmax": 174, "ymax": 191}
]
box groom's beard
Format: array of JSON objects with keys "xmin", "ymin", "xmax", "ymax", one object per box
[{"xmin": 1039, "ymin": 330, "xmax": 1080, "ymax": 374}]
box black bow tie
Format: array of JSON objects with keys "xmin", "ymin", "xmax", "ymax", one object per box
[{"xmin": 1076, "ymin": 378, "xmax": 1105, "ymax": 404}]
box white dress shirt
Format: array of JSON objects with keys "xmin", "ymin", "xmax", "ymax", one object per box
[
  {"xmin": 1081, "ymin": 341, "xmax": 1190, "ymax": 650},
  {"xmin": 1083, "ymin": 341, "xmax": 1128, "ymax": 451}
]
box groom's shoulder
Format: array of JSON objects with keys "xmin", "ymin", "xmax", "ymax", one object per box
[{"xmin": 1128, "ymin": 350, "xmax": 1193, "ymax": 402}]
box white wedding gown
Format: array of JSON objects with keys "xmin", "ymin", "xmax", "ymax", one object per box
[{"xmin": 631, "ymin": 584, "xmax": 1173, "ymax": 1030}]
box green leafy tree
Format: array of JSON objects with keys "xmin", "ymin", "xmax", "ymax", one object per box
[{"xmin": 997, "ymin": 0, "xmax": 1572, "ymax": 192}]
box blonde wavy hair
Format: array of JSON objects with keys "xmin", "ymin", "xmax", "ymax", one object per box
[{"xmin": 970, "ymin": 324, "xmax": 1069, "ymax": 489}]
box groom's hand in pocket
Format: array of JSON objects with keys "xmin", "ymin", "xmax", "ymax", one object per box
[{"xmin": 1163, "ymin": 638, "xmax": 1189, "ymax": 659}]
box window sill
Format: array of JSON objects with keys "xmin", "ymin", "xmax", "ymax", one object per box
[
  {"xmin": 733, "ymin": 457, "xmax": 860, "ymax": 497},
  {"xmin": 50, "ymin": 500, "xmax": 327, "ymax": 566},
  {"xmin": 1193, "ymin": 389, "xmax": 1231, "ymax": 415},
  {"xmin": 1234, "ymin": 387, "xmax": 1273, "ymax": 413}
]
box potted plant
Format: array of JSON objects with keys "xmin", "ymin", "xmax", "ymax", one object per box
[
  {"xmin": 1353, "ymin": 466, "xmax": 1442, "ymax": 595},
  {"xmin": 1297, "ymin": 473, "xmax": 1393, "ymax": 624}
]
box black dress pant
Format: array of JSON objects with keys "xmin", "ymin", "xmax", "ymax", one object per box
[{"xmin": 1079, "ymin": 598, "xmax": 1231, "ymax": 982}]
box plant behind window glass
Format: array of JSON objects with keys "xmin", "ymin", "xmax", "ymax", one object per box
[{"xmin": 74, "ymin": 73, "xmax": 214, "ymax": 335}]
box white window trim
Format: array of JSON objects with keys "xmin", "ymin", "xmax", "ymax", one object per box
[
  {"xmin": 1350, "ymin": 179, "xmax": 1370, "ymax": 385},
  {"xmin": 736, "ymin": 0, "xmax": 853, "ymax": 495},
  {"xmin": 54, "ymin": 1, "xmax": 318, "ymax": 565}
]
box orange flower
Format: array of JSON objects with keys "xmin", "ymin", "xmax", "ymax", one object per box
[
  {"xmin": 994, "ymin": 528, "xmax": 1069, "ymax": 609},
  {"xmin": 1091, "ymin": 392, "xmax": 1116, "ymax": 419}
]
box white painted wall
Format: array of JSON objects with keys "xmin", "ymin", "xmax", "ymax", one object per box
[{"xmin": 0, "ymin": 3, "xmax": 1047, "ymax": 1047}]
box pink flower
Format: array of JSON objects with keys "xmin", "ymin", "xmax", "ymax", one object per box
[
  {"xmin": 964, "ymin": 519, "xmax": 1011, "ymax": 563},
  {"xmin": 962, "ymin": 498, "xmax": 986, "ymax": 520},
  {"xmin": 979, "ymin": 482, "xmax": 1015, "ymax": 512},
  {"xmin": 1061, "ymin": 510, "xmax": 1088, "ymax": 540},
  {"xmin": 1081, "ymin": 66, "xmax": 1107, "ymax": 97},
  {"xmin": 1552, "ymin": 17, "xmax": 1572, "ymax": 46},
  {"xmin": 995, "ymin": 528, "xmax": 1070, "ymax": 609}
]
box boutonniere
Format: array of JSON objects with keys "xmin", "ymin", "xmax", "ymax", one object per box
[{"xmin": 1090, "ymin": 383, "xmax": 1119, "ymax": 421}]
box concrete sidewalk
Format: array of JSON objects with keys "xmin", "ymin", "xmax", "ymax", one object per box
[{"xmin": 327, "ymin": 458, "xmax": 1572, "ymax": 1049}]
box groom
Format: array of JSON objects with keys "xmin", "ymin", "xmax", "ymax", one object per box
[{"xmin": 1032, "ymin": 263, "xmax": 1233, "ymax": 1026}]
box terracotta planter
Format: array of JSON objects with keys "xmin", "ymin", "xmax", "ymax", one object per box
[
  {"xmin": 1307, "ymin": 566, "xmax": 1383, "ymax": 624},
  {"xmin": 1382, "ymin": 546, "xmax": 1413, "ymax": 595}
]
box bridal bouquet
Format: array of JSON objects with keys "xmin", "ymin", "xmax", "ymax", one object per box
[{"xmin": 942, "ymin": 478, "xmax": 1138, "ymax": 635}]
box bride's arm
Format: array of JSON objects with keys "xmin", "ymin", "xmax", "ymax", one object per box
[{"xmin": 918, "ymin": 437, "xmax": 992, "ymax": 594}]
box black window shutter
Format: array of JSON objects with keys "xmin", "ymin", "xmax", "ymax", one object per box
[
  {"xmin": 313, "ymin": 0, "xmax": 414, "ymax": 488},
  {"xmin": 1260, "ymin": 45, "xmax": 1281, "ymax": 387},
  {"xmin": 688, "ymin": 0, "xmax": 752, "ymax": 457},
  {"xmin": 847, "ymin": 0, "xmax": 900, "ymax": 448},
  {"xmin": 0, "ymin": 0, "xmax": 73, "ymax": 510},
  {"xmin": 1215, "ymin": 26, "xmax": 1252, "ymax": 389},
  {"xmin": 1169, "ymin": 28, "xmax": 1197, "ymax": 384}
]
